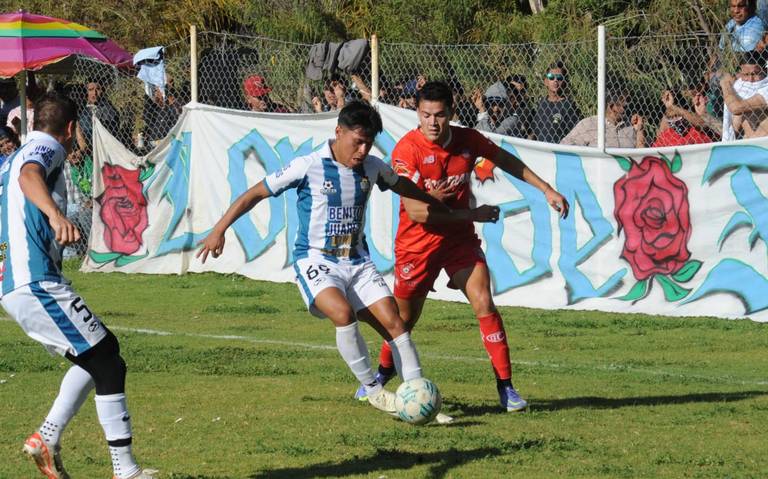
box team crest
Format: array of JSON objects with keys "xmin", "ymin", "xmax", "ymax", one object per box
[
  {"xmin": 393, "ymin": 159, "xmax": 410, "ymax": 176},
  {"xmin": 321, "ymin": 180, "xmax": 337, "ymax": 194},
  {"xmin": 399, "ymin": 262, "xmax": 416, "ymax": 280},
  {"xmin": 360, "ymin": 177, "xmax": 371, "ymax": 192}
]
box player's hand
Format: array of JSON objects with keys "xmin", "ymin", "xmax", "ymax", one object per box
[
  {"xmin": 471, "ymin": 205, "xmax": 501, "ymax": 223},
  {"xmin": 693, "ymin": 92, "xmax": 708, "ymax": 116},
  {"xmin": 472, "ymin": 88, "xmax": 485, "ymax": 111},
  {"xmin": 49, "ymin": 213, "xmax": 81, "ymax": 246},
  {"xmin": 544, "ymin": 187, "xmax": 569, "ymax": 219},
  {"xmin": 428, "ymin": 181, "xmax": 458, "ymax": 202},
  {"xmin": 311, "ymin": 96, "xmax": 323, "ymax": 112},
  {"xmin": 196, "ymin": 231, "xmax": 225, "ymax": 264}
]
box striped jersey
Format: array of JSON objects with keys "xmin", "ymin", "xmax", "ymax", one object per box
[
  {"xmin": 263, "ymin": 140, "xmax": 399, "ymax": 264},
  {"xmin": 1, "ymin": 131, "xmax": 68, "ymax": 296}
]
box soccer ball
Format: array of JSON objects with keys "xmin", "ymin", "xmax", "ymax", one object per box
[{"xmin": 395, "ymin": 378, "xmax": 442, "ymax": 425}]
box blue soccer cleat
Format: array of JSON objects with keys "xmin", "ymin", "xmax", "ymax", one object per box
[
  {"xmin": 354, "ymin": 371, "xmax": 395, "ymax": 401},
  {"xmin": 498, "ymin": 384, "xmax": 528, "ymax": 412}
]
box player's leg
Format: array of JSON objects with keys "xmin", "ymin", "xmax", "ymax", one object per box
[
  {"xmin": 449, "ymin": 261, "xmax": 528, "ymax": 412},
  {"xmin": 294, "ymin": 258, "xmax": 394, "ymax": 413},
  {"xmin": 5, "ymin": 281, "xmax": 153, "ymax": 479},
  {"xmin": 22, "ymin": 365, "xmax": 94, "ymax": 479}
]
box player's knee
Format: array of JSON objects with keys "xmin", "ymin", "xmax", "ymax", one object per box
[
  {"xmin": 68, "ymin": 329, "xmax": 127, "ymax": 395},
  {"xmin": 468, "ymin": 289, "xmax": 495, "ymax": 316},
  {"xmin": 327, "ymin": 308, "xmax": 356, "ymax": 327}
]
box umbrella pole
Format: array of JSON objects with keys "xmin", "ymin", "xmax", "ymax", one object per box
[{"xmin": 19, "ymin": 70, "xmax": 27, "ymax": 142}]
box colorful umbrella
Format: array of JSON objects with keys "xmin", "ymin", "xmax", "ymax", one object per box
[{"xmin": 0, "ymin": 11, "xmax": 132, "ymax": 138}]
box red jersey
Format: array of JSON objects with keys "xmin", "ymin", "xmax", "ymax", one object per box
[{"xmin": 393, "ymin": 126, "xmax": 500, "ymax": 253}]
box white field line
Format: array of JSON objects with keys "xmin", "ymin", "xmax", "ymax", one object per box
[{"xmin": 108, "ymin": 325, "xmax": 768, "ymax": 387}]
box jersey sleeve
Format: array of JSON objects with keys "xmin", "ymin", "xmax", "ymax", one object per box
[
  {"xmin": 391, "ymin": 138, "xmax": 422, "ymax": 186},
  {"xmin": 369, "ymin": 156, "xmax": 400, "ymax": 191},
  {"xmin": 263, "ymin": 155, "xmax": 312, "ymax": 196},
  {"xmin": 23, "ymin": 143, "xmax": 64, "ymax": 177},
  {"xmin": 468, "ymin": 128, "xmax": 501, "ymax": 159}
]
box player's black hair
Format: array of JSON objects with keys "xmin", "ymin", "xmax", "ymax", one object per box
[
  {"xmin": 416, "ymin": 81, "xmax": 454, "ymax": 110},
  {"xmin": 337, "ymin": 101, "xmax": 383, "ymax": 138},
  {"xmin": 33, "ymin": 91, "xmax": 78, "ymax": 134}
]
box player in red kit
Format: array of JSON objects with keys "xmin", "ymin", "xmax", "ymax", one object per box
[{"xmin": 354, "ymin": 81, "xmax": 569, "ymax": 412}]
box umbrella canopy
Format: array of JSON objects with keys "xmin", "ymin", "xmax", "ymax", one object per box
[{"xmin": 0, "ymin": 11, "xmax": 132, "ymax": 78}]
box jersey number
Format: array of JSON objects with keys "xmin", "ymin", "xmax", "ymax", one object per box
[
  {"xmin": 71, "ymin": 297, "xmax": 94, "ymax": 323},
  {"xmin": 305, "ymin": 264, "xmax": 331, "ymax": 280}
]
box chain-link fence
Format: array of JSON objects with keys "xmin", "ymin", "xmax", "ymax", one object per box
[{"xmin": 9, "ymin": 28, "xmax": 764, "ymax": 260}]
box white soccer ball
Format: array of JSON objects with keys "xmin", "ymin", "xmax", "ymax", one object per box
[{"xmin": 395, "ymin": 377, "xmax": 442, "ymax": 425}]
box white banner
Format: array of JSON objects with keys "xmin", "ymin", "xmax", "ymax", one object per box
[{"xmin": 83, "ymin": 102, "xmax": 768, "ymax": 322}]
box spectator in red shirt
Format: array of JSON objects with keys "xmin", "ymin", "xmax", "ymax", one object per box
[{"xmin": 653, "ymin": 89, "xmax": 716, "ymax": 147}]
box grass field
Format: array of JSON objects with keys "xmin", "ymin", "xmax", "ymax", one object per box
[{"xmin": 1, "ymin": 263, "xmax": 767, "ymax": 478}]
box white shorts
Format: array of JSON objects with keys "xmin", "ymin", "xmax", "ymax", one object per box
[
  {"xmin": 1, "ymin": 281, "xmax": 107, "ymax": 357},
  {"xmin": 293, "ymin": 256, "xmax": 392, "ymax": 318}
]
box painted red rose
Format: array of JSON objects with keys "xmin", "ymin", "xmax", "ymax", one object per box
[
  {"xmin": 613, "ymin": 156, "xmax": 691, "ymax": 280},
  {"xmin": 98, "ymin": 164, "xmax": 148, "ymax": 255}
]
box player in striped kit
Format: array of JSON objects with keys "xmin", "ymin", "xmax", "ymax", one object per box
[
  {"xmin": 0, "ymin": 93, "xmax": 154, "ymax": 479},
  {"xmin": 197, "ymin": 101, "xmax": 500, "ymax": 415}
]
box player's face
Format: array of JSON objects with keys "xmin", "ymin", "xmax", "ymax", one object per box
[
  {"xmin": 417, "ymin": 99, "xmax": 452, "ymax": 144},
  {"xmin": 334, "ymin": 126, "xmax": 374, "ymax": 167}
]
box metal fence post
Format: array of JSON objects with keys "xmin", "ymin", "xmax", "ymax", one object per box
[
  {"xmin": 597, "ymin": 24, "xmax": 606, "ymax": 152},
  {"xmin": 190, "ymin": 24, "xmax": 198, "ymax": 104},
  {"xmin": 371, "ymin": 34, "xmax": 379, "ymax": 103}
]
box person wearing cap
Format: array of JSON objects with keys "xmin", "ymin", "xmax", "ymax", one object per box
[
  {"xmin": 473, "ymin": 81, "xmax": 527, "ymax": 137},
  {"xmin": 243, "ymin": 75, "xmax": 289, "ymax": 113}
]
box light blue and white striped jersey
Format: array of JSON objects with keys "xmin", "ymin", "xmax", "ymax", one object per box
[
  {"xmin": 263, "ymin": 140, "xmax": 399, "ymax": 264},
  {"xmin": 0, "ymin": 131, "xmax": 68, "ymax": 296}
]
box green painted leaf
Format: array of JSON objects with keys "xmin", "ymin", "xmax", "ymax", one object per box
[
  {"xmin": 612, "ymin": 155, "xmax": 632, "ymax": 172},
  {"xmin": 670, "ymin": 151, "xmax": 682, "ymax": 173},
  {"xmin": 139, "ymin": 164, "xmax": 156, "ymax": 182},
  {"xmin": 656, "ymin": 275, "xmax": 691, "ymax": 302},
  {"xmin": 659, "ymin": 153, "xmax": 671, "ymax": 169},
  {"xmin": 88, "ymin": 251, "xmax": 122, "ymax": 264},
  {"xmin": 115, "ymin": 252, "xmax": 149, "ymax": 267},
  {"xmin": 617, "ymin": 279, "xmax": 649, "ymax": 302},
  {"xmin": 671, "ymin": 260, "xmax": 703, "ymax": 283}
]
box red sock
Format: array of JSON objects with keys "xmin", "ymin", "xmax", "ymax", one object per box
[
  {"xmin": 378, "ymin": 341, "xmax": 394, "ymax": 369},
  {"xmin": 477, "ymin": 312, "xmax": 511, "ymax": 380}
]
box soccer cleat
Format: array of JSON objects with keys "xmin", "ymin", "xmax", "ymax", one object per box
[
  {"xmin": 23, "ymin": 432, "xmax": 70, "ymax": 479},
  {"xmin": 367, "ymin": 387, "xmax": 397, "ymax": 414},
  {"xmin": 113, "ymin": 468, "xmax": 159, "ymax": 479},
  {"xmin": 498, "ymin": 384, "xmax": 528, "ymax": 412},
  {"xmin": 435, "ymin": 412, "xmax": 455, "ymax": 424},
  {"xmin": 354, "ymin": 371, "xmax": 395, "ymax": 401}
]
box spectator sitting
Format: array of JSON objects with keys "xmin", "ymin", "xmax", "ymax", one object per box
[
  {"xmin": 654, "ymin": 89, "xmax": 720, "ymax": 146},
  {"xmin": 531, "ymin": 61, "xmax": 583, "ymax": 143},
  {"xmin": 451, "ymin": 83, "xmax": 476, "ymax": 127},
  {"xmin": 243, "ymin": 74, "xmax": 289, "ymax": 113},
  {"xmin": 720, "ymin": 50, "xmax": 768, "ymax": 140},
  {"xmin": 473, "ymin": 81, "xmax": 526, "ymax": 137},
  {"xmin": 503, "ymin": 74, "xmax": 532, "ymax": 135},
  {"xmin": 0, "ymin": 125, "xmax": 19, "ymax": 166},
  {"xmin": 6, "ymin": 82, "xmax": 42, "ymax": 136},
  {"xmin": 560, "ymin": 87, "xmax": 645, "ymax": 148},
  {"xmin": 720, "ymin": 0, "xmax": 765, "ymax": 52},
  {"xmin": 76, "ymin": 78, "xmax": 121, "ymax": 153},
  {"xmin": 399, "ymin": 78, "xmax": 419, "ymax": 110}
]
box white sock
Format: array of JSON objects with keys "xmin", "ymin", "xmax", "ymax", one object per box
[
  {"xmin": 388, "ymin": 332, "xmax": 423, "ymax": 381},
  {"xmin": 95, "ymin": 394, "xmax": 140, "ymax": 479},
  {"xmin": 335, "ymin": 322, "xmax": 379, "ymax": 394},
  {"xmin": 39, "ymin": 366, "xmax": 94, "ymax": 447}
]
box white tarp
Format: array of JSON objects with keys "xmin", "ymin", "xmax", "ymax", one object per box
[{"xmin": 82, "ymin": 102, "xmax": 768, "ymax": 322}]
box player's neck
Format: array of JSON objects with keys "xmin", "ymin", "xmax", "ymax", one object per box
[
  {"xmin": 329, "ymin": 139, "xmax": 354, "ymax": 168},
  {"xmin": 418, "ymin": 126, "xmax": 452, "ymax": 148}
]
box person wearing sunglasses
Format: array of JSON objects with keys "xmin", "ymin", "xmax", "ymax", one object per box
[{"xmin": 531, "ymin": 61, "xmax": 582, "ymax": 144}]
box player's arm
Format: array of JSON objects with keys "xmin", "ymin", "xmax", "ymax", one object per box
[
  {"xmin": 393, "ymin": 177, "xmax": 499, "ymax": 224},
  {"xmin": 490, "ymin": 148, "xmax": 569, "ymax": 219},
  {"xmin": 721, "ymin": 74, "xmax": 767, "ymax": 115},
  {"xmin": 19, "ymin": 162, "xmax": 81, "ymax": 245},
  {"xmin": 197, "ymin": 181, "xmax": 271, "ymax": 263}
]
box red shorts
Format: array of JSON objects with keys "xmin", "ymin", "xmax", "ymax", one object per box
[{"xmin": 393, "ymin": 240, "xmax": 486, "ymax": 298}]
